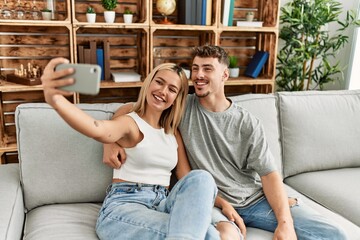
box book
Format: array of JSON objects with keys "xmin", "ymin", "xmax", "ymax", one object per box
[
  {"xmin": 201, "ymin": 0, "xmax": 207, "ymax": 25},
  {"xmin": 236, "ymin": 21, "xmax": 263, "ymax": 27},
  {"xmin": 206, "ymin": 0, "xmax": 212, "ymax": 25},
  {"xmin": 178, "ymin": 0, "xmax": 191, "ymax": 24},
  {"xmin": 195, "ymin": 0, "xmax": 202, "ymax": 25},
  {"xmin": 111, "ymin": 72, "xmax": 141, "ymax": 82},
  {"xmin": 244, "ymin": 51, "xmax": 269, "ymax": 78},
  {"xmin": 96, "ymin": 48, "xmax": 104, "ymax": 80},
  {"xmin": 103, "ymin": 40, "xmax": 111, "ymax": 80},
  {"xmin": 227, "ymin": 0, "xmax": 235, "ymax": 26},
  {"xmin": 89, "ymin": 41, "xmax": 97, "ymax": 64},
  {"xmin": 78, "ymin": 45, "xmax": 84, "ymax": 63},
  {"xmin": 222, "ymin": 0, "xmax": 231, "ymax": 26}
]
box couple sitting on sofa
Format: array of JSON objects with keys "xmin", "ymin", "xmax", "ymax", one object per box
[{"xmin": 42, "ymin": 45, "xmax": 345, "ymax": 240}]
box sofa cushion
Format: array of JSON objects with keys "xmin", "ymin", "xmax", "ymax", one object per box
[
  {"xmin": 0, "ymin": 164, "xmax": 24, "ymax": 240},
  {"xmin": 285, "ymin": 168, "xmax": 360, "ymax": 227},
  {"xmin": 230, "ymin": 94, "xmax": 282, "ymax": 176},
  {"xmin": 16, "ymin": 103, "xmax": 122, "ymax": 212},
  {"xmin": 278, "ymin": 90, "xmax": 360, "ymax": 178},
  {"xmin": 24, "ymin": 203, "xmax": 101, "ymax": 240}
]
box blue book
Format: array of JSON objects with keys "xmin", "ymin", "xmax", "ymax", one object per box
[
  {"xmin": 96, "ymin": 48, "xmax": 105, "ymax": 80},
  {"xmin": 244, "ymin": 51, "xmax": 269, "ymax": 78},
  {"xmin": 201, "ymin": 0, "xmax": 207, "ymax": 25},
  {"xmin": 228, "ymin": 0, "xmax": 235, "ymax": 26}
]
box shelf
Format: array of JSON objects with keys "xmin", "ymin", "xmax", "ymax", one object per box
[
  {"xmin": 100, "ymin": 81, "xmax": 142, "ymax": 88},
  {"xmin": 0, "ymin": 0, "xmax": 279, "ymax": 159},
  {"xmin": 73, "ymin": 22, "xmax": 149, "ymax": 29},
  {"xmin": 0, "ymin": 81, "xmax": 43, "ymax": 92},
  {"xmin": 0, "ymin": 144, "xmax": 17, "ymax": 154}
]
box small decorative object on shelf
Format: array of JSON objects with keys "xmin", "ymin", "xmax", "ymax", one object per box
[
  {"xmin": 228, "ymin": 55, "xmax": 239, "ymax": 78},
  {"xmin": 123, "ymin": 8, "xmax": 133, "ymax": 24},
  {"xmin": 101, "ymin": 0, "xmax": 117, "ymax": 23},
  {"xmin": 246, "ymin": 11, "xmax": 254, "ymax": 22},
  {"xmin": 156, "ymin": 0, "xmax": 176, "ymax": 24},
  {"xmin": 236, "ymin": 21, "xmax": 263, "ymax": 27},
  {"xmin": 31, "ymin": 0, "xmax": 41, "ymax": 20},
  {"xmin": 86, "ymin": 6, "xmax": 96, "ymax": 23},
  {"xmin": 41, "ymin": 8, "xmax": 52, "ymax": 20},
  {"xmin": 45, "ymin": 0, "xmax": 56, "ymax": 20},
  {"xmin": 6, "ymin": 63, "xmax": 42, "ymax": 86}
]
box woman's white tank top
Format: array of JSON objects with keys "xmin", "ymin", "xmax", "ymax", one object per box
[{"xmin": 113, "ymin": 112, "xmax": 178, "ymax": 186}]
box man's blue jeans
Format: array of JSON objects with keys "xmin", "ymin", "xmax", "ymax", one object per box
[
  {"xmin": 96, "ymin": 170, "xmax": 220, "ymax": 240},
  {"xmin": 236, "ymin": 196, "xmax": 347, "ymax": 239}
]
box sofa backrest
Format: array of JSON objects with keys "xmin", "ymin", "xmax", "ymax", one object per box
[
  {"xmin": 278, "ymin": 90, "xmax": 360, "ymax": 178},
  {"xmin": 230, "ymin": 94, "xmax": 283, "ymax": 177},
  {"xmin": 16, "ymin": 103, "xmax": 122, "ymax": 212}
]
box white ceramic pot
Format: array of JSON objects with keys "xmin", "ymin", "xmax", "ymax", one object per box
[
  {"xmin": 246, "ymin": 12, "xmax": 254, "ymax": 22},
  {"xmin": 123, "ymin": 14, "xmax": 133, "ymax": 24},
  {"xmin": 104, "ymin": 11, "xmax": 115, "ymax": 23},
  {"xmin": 41, "ymin": 11, "xmax": 52, "ymax": 20},
  {"xmin": 229, "ymin": 68, "xmax": 240, "ymax": 78},
  {"xmin": 86, "ymin": 13, "xmax": 96, "ymax": 23}
]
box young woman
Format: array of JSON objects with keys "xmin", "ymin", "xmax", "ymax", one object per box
[{"xmin": 41, "ymin": 58, "xmax": 220, "ymax": 240}]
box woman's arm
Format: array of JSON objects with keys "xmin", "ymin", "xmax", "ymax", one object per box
[
  {"xmin": 41, "ymin": 58, "xmax": 131, "ymax": 143},
  {"xmin": 174, "ymin": 130, "xmax": 192, "ymax": 180}
]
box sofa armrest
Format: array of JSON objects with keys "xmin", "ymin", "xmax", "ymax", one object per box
[{"xmin": 0, "ymin": 164, "xmax": 24, "ymax": 240}]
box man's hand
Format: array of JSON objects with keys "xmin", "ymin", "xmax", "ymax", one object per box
[
  {"xmin": 221, "ymin": 201, "xmax": 246, "ymax": 239},
  {"xmin": 215, "ymin": 195, "xmax": 246, "ymax": 239},
  {"xmin": 273, "ymin": 219, "xmax": 297, "ymax": 240},
  {"xmin": 102, "ymin": 143, "xmax": 126, "ymax": 169}
]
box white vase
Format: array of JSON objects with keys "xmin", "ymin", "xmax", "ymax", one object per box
[
  {"xmin": 104, "ymin": 11, "xmax": 115, "ymax": 23},
  {"xmin": 86, "ymin": 13, "xmax": 96, "ymax": 23},
  {"xmin": 123, "ymin": 14, "xmax": 133, "ymax": 24},
  {"xmin": 229, "ymin": 68, "xmax": 240, "ymax": 78}
]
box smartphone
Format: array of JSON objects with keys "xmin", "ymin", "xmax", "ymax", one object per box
[{"xmin": 55, "ymin": 63, "xmax": 101, "ymax": 95}]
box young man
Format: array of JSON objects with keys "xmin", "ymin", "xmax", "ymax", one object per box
[{"xmin": 103, "ymin": 45, "xmax": 346, "ymax": 240}]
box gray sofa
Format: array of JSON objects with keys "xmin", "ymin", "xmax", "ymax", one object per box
[{"xmin": 1, "ymin": 90, "xmax": 360, "ymax": 240}]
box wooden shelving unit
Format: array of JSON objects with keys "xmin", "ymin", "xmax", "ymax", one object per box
[{"xmin": 0, "ymin": 0, "xmax": 279, "ymax": 163}]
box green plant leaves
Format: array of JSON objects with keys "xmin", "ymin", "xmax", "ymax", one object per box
[{"xmin": 276, "ymin": 0, "xmax": 359, "ymax": 91}]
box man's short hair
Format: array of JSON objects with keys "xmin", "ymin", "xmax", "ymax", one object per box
[{"xmin": 192, "ymin": 45, "xmax": 230, "ymax": 66}]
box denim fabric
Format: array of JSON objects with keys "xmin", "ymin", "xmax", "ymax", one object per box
[
  {"xmin": 236, "ymin": 197, "xmax": 347, "ymax": 240},
  {"xmin": 96, "ymin": 170, "xmax": 220, "ymax": 240}
]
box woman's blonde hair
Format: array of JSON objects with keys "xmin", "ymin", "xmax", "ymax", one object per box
[{"xmin": 132, "ymin": 63, "xmax": 188, "ymax": 134}]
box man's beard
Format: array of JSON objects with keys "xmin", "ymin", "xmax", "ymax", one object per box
[{"xmin": 195, "ymin": 91, "xmax": 210, "ymax": 98}]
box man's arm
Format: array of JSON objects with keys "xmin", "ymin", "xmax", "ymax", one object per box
[
  {"xmin": 102, "ymin": 103, "xmax": 134, "ymax": 169},
  {"xmin": 261, "ymin": 171, "xmax": 297, "ymax": 240}
]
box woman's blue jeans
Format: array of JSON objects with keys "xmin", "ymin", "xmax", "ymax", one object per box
[
  {"xmin": 236, "ymin": 197, "xmax": 347, "ymax": 240},
  {"xmin": 96, "ymin": 170, "xmax": 220, "ymax": 240}
]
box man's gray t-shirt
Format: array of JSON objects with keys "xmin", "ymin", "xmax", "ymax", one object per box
[{"xmin": 179, "ymin": 94, "xmax": 277, "ymax": 207}]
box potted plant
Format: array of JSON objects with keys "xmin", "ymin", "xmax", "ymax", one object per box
[
  {"xmin": 123, "ymin": 8, "xmax": 133, "ymax": 24},
  {"xmin": 41, "ymin": 8, "xmax": 52, "ymax": 20},
  {"xmin": 228, "ymin": 55, "xmax": 239, "ymax": 78},
  {"xmin": 86, "ymin": 6, "xmax": 96, "ymax": 23},
  {"xmin": 276, "ymin": 0, "xmax": 360, "ymax": 91},
  {"xmin": 101, "ymin": 0, "xmax": 117, "ymax": 23},
  {"xmin": 245, "ymin": 11, "xmax": 254, "ymax": 22}
]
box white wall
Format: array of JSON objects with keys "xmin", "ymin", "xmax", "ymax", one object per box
[
  {"xmin": 279, "ymin": 0, "xmax": 360, "ymax": 90},
  {"xmin": 347, "ymin": 1, "xmax": 360, "ymax": 90}
]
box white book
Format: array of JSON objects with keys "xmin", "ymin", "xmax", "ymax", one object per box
[
  {"xmin": 222, "ymin": 0, "xmax": 231, "ymax": 26},
  {"xmin": 236, "ymin": 21, "xmax": 264, "ymax": 27},
  {"xmin": 111, "ymin": 72, "xmax": 141, "ymax": 82}
]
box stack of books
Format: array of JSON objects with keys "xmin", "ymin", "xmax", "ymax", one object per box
[{"xmin": 177, "ymin": 0, "xmax": 212, "ymax": 25}]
